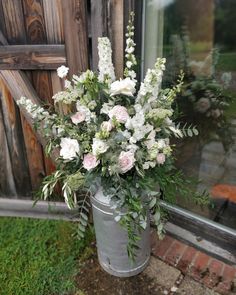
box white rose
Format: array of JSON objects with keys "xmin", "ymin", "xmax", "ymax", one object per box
[
  {"xmin": 83, "ymin": 153, "xmax": 99, "ymax": 171},
  {"xmin": 60, "ymin": 138, "xmax": 80, "ymax": 160},
  {"xmin": 156, "ymin": 153, "xmax": 166, "ymax": 165},
  {"xmin": 118, "ymin": 151, "xmax": 135, "ymax": 173},
  {"xmin": 92, "ymin": 138, "xmax": 109, "ymax": 155},
  {"xmin": 57, "ymin": 65, "xmax": 69, "ymax": 78},
  {"xmin": 110, "ymin": 78, "xmax": 136, "ymax": 96},
  {"xmin": 109, "ymin": 105, "xmax": 129, "ymax": 123},
  {"xmin": 75, "ymin": 104, "xmax": 91, "ymax": 122},
  {"xmin": 71, "ymin": 111, "xmax": 86, "ymax": 124},
  {"xmin": 101, "ymin": 121, "xmax": 113, "ymax": 132}
]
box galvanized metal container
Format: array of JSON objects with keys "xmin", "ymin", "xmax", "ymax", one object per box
[{"xmin": 91, "ymin": 187, "xmax": 150, "ymax": 277}]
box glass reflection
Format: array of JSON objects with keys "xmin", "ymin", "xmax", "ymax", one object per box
[{"xmin": 143, "ymin": 0, "xmax": 236, "ymax": 228}]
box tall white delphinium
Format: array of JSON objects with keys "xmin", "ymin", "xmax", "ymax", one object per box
[
  {"xmin": 124, "ymin": 12, "xmax": 137, "ymax": 83},
  {"xmin": 98, "ymin": 37, "xmax": 116, "ymax": 84},
  {"xmin": 137, "ymin": 58, "xmax": 166, "ymax": 109}
]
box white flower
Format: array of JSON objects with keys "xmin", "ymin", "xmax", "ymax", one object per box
[
  {"xmin": 143, "ymin": 161, "xmax": 156, "ymax": 170},
  {"xmin": 156, "ymin": 153, "xmax": 166, "ymax": 165},
  {"xmin": 211, "ymin": 109, "xmax": 221, "ymax": 118},
  {"xmin": 71, "ymin": 112, "xmax": 86, "ymax": 124},
  {"xmin": 64, "ymin": 79, "xmax": 71, "ymax": 89},
  {"xmin": 75, "ymin": 104, "xmax": 92, "ymax": 122},
  {"xmin": 60, "ymin": 138, "xmax": 80, "ymax": 160},
  {"xmin": 101, "ymin": 121, "xmax": 113, "ymax": 132},
  {"xmin": 109, "ymin": 105, "xmax": 129, "ymax": 123},
  {"xmin": 110, "ymin": 78, "xmax": 136, "ymax": 96},
  {"xmin": 195, "ymin": 97, "xmax": 211, "ymax": 113},
  {"xmin": 83, "ymin": 153, "xmax": 99, "ymax": 171},
  {"xmin": 92, "ymin": 138, "xmax": 109, "ymax": 155},
  {"xmin": 100, "ymin": 102, "xmax": 113, "ymax": 115},
  {"xmin": 145, "ymin": 130, "xmax": 156, "ymax": 149},
  {"xmin": 125, "ymin": 111, "xmax": 145, "ymax": 130},
  {"xmin": 118, "ymin": 151, "xmax": 135, "ymax": 173},
  {"xmin": 221, "ymin": 72, "xmax": 232, "ymax": 87},
  {"xmin": 126, "ymin": 61, "xmax": 132, "ymax": 68},
  {"xmin": 57, "ymin": 65, "xmax": 69, "ymax": 78},
  {"xmin": 98, "ymin": 37, "xmax": 115, "ymax": 83},
  {"xmin": 126, "ymin": 144, "xmax": 138, "ymax": 153},
  {"xmin": 157, "ymin": 139, "xmax": 166, "ymax": 150}
]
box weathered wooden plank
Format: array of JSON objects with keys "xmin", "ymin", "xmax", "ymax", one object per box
[
  {"xmin": 22, "ymin": 0, "xmax": 58, "ymax": 180},
  {"xmin": 109, "ymin": 0, "xmax": 124, "ymax": 78},
  {"xmin": 0, "ymin": 1, "xmax": 7, "ymax": 39},
  {"xmin": 90, "ymin": 0, "xmax": 108, "ymax": 71},
  {"xmin": 0, "ymin": 94, "xmax": 17, "ymax": 196},
  {"xmin": 1, "ymin": 0, "xmax": 27, "ymax": 44},
  {"xmin": 1, "ymin": 0, "xmax": 46, "ymax": 193},
  {"xmin": 22, "ymin": 0, "xmax": 47, "ymax": 43},
  {"xmin": 61, "ymin": 0, "xmax": 89, "ymax": 77},
  {"xmin": 0, "ymin": 78, "xmax": 31, "ymax": 196},
  {"xmin": 0, "ymin": 44, "xmax": 66, "ymax": 70},
  {"xmin": 43, "ymin": 0, "xmax": 64, "ymax": 94},
  {"xmin": 43, "ymin": 0, "xmax": 64, "ymax": 44}
]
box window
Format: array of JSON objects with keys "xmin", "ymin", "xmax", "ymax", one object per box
[{"xmin": 142, "ymin": 0, "xmax": 236, "ymax": 230}]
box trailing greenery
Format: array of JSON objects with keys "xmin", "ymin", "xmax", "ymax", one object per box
[
  {"xmin": 17, "ymin": 12, "xmax": 208, "ymax": 260},
  {"xmin": 0, "ymin": 217, "xmax": 94, "ymax": 295}
]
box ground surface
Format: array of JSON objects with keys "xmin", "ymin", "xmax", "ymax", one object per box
[{"xmin": 0, "ymin": 217, "xmax": 235, "ymax": 295}]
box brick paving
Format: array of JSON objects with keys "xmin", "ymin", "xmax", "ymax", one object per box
[{"xmin": 150, "ymin": 231, "xmax": 236, "ymax": 295}]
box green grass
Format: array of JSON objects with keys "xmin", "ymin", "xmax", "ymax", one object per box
[{"xmin": 0, "ymin": 217, "xmax": 93, "ymax": 295}]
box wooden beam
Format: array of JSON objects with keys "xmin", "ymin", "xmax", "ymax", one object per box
[
  {"xmin": 0, "ymin": 78, "xmax": 32, "ymax": 196},
  {"xmin": 61, "ymin": 0, "xmax": 89, "ymax": 77},
  {"xmin": 0, "ymin": 45, "xmax": 66, "ymax": 70},
  {"xmin": 90, "ymin": 0, "xmax": 108, "ymax": 71},
  {"xmin": 109, "ymin": 0, "xmax": 124, "ymax": 79}
]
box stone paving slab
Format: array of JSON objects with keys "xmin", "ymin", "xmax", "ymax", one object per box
[
  {"xmin": 144, "ymin": 256, "xmax": 181, "ymax": 289},
  {"xmin": 177, "ymin": 276, "xmax": 221, "ymax": 295}
]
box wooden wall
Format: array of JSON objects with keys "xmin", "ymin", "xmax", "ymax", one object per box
[{"xmin": 0, "ymin": 0, "xmax": 139, "ymax": 198}]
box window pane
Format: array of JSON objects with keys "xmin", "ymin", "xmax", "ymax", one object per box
[{"xmin": 143, "ymin": 0, "xmax": 236, "ymax": 229}]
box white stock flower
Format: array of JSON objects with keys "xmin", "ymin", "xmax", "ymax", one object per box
[
  {"xmin": 92, "ymin": 138, "xmax": 109, "ymax": 155},
  {"xmin": 110, "ymin": 78, "xmax": 136, "ymax": 97},
  {"xmin": 98, "ymin": 37, "xmax": 115, "ymax": 83},
  {"xmin": 125, "ymin": 111, "xmax": 145, "ymax": 130},
  {"xmin": 109, "ymin": 105, "xmax": 129, "ymax": 123},
  {"xmin": 137, "ymin": 58, "xmax": 166, "ymax": 104},
  {"xmin": 57, "ymin": 65, "xmax": 69, "ymax": 78},
  {"xmin": 60, "ymin": 138, "xmax": 80, "ymax": 160},
  {"xmin": 100, "ymin": 102, "xmax": 113, "ymax": 115},
  {"xmin": 145, "ymin": 130, "xmax": 156, "ymax": 149},
  {"xmin": 118, "ymin": 151, "xmax": 135, "ymax": 173}
]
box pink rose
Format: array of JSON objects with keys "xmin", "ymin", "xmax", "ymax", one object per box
[
  {"xmin": 101, "ymin": 121, "xmax": 113, "ymax": 132},
  {"xmin": 71, "ymin": 112, "xmax": 86, "ymax": 124},
  {"xmin": 83, "ymin": 153, "xmax": 99, "ymax": 171},
  {"xmin": 156, "ymin": 153, "xmax": 165, "ymax": 165},
  {"xmin": 118, "ymin": 151, "xmax": 135, "ymax": 173},
  {"xmin": 109, "ymin": 105, "xmax": 129, "ymax": 123}
]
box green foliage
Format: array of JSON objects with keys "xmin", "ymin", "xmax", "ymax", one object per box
[{"xmin": 0, "ymin": 217, "xmax": 94, "ymax": 295}]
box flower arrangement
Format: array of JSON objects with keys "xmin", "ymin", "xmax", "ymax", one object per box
[
  {"xmin": 169, "ymin": 33, "xmax": 234, "ymax": 150},
  {"xmin": 17, "ymin": 13, "xmax": 206, "ymax": 259}
]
